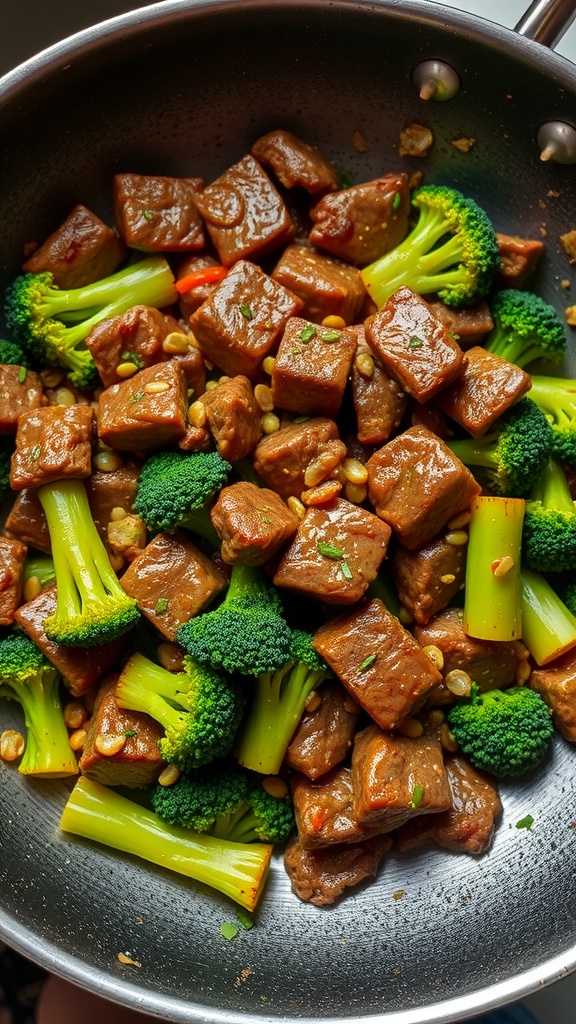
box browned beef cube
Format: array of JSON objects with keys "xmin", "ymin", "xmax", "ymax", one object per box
[
  {"xmin": 352, "ymin": 332, "xmax": 408, "ymax": 445},
  {"xmin": 391, "ymin": 534, "xmax": 466, "ymax": 626},
  {"xmin": 10, "ymin": 405, "xmax": 93, "ymax": 491},
  {"xmin": 97, "ymin": 361, "xmax": 188, "ymax": 451},
  {"xmin": 530, "ymin": 650, "xmax": 576, "ymax": 742},
  {"xmin": 0, "ymin": 366, "xmax": 45, "ymax": 435},
  {"xmin": 409, "ymin": 398, "xmax": 453, "ymax": 440},
  {"xmin": 313, "ymin": 598, "xmax": 441, "ymax": 728},
  {"xmin": 251, "ymin": 129, "xmax": 339, "ymax": 194},
  {"xmin": 394, "ymin": 754, "xmax": 502, "ymax": 856},
  {"xmin": 0, "ymin": 536, "xmax": 27, "ymax": 625},
  {"xmin": 120, "ymin": 531, "xmax": 227, "ymax": 641},
  {"xmin": 190, "ymin": 260, "xmax": 303, "ymax": 379},
  {"xmin": 210, "ymin": 481, "xmax": 298, "ymax": 565},
  {"xmin": 284, "ymin": 679, "xmax": 359, "ymax": 779},
  {"xmin": 284, "ymin": 831, "xmax": 391, "ymax": 906},
  {"xmin": 113, "ymin": 174, "xmax": 206, "ymax": 252},
  {"xmin": 172, "ymin": 341, "xmax": 207, "ymax": 401},
  {"xmin": 309, "ymin": 173, "xmax": 410, "ymax": 265},
  {"xmin": 3, "ymin": 489, "xmax": 50, "ymax": 553},
  {"xmin": 199, "ymin": 375, "xmax": 262, "ymax": 462},
  {"xmin": 193, "ymin": 155, "xmax": 294, "ymax": 266},
  {"xmin": 177, "ymin": 253, "xmax": 224, "ymax": 320},
  {"xmin": 496, "ymin": 232, "xmax": 544, "ymax": 288},
  {"xmin": 272, "ymin": 244, "xmax": 366, "ymax": 324},
  {"xmin": 79, "ymin": 673, "xmax": 165, "ymax": 788},
  {"xmin": 435, "ymin": 347, "xmax": 531, "ymax": 437},
  {"xmin": 86, "ymin": 305, "xmax": 182, "ymax": 389},
  {"xmin": 292, "ymin": 766, "xmax": 387, "ymax": 849},
  {"xmin": 22, "ymin": 204, "xmax": 127, "ymax": 288},
  {"xmin": 84, "ymin": 463, "xmax": 141, "ymax": 553},
  {"xmin": 351, "ymin": 724, "xmax": 451, "ymax": 831},
  {"xmin": 365, "ymin": 286, "xmax": 465, "ymax": 404},
  {"xmin": 367, "ymin": 425, "xmax": 481, "ymax": 550},
  {"xmin": 252, "ymin": 417, "xmax": 341, "ymax": 501},
  {"xmin": 271, "ymin": 317, "xmax": 357, "ymax": 417},
  {"xmin": 274, "ymin": 500, "xmax": 390, "ymax": 605},
  {"xmin": 426, "ymin": 299, "xmax": 494, "ymax": 349},
  {"xmin": 178, "ymin": 423, "xmax": 212, "ymax": 453}
]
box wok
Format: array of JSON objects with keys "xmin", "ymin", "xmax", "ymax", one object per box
[{"xmin": 1, "ymin": 1, "xmax": 576, "ymax": 1021}]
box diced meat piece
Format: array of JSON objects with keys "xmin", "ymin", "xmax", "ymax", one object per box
[
  {"xmin": 351, "ymin": 724, "xmax": 451, "ymax": 831},
  {"xmin": 391, "ymin": 533, "xmax": 466, "ymax": 626},
  {"xmin": 199, "ymin": 375, "xmax": 262, "ymax": 462},
  {"xmin": 274, "ymin": 500, "xmax": 390, "ymax": 605},
  {"xmin": 0, "ymin": 536, "xmax": 27, "ymax": 625},
  {"xmin": 394, "ymin": 754, "xmax": 502, "ymax": 856},
  {"xmin": 366, "ymin": 425, "xmax": 481, "ymax": 550},
  {"xmin": 251, "ymin": 129, "xmax": 339, "ymax": 195},
  {"xmin": 79, "ymin": 673, "xmax": 165, "ymax": 787},
  {"xmin": 352, "ymin": 331, "xmax": 408, "ymax": 445},
  {"xmin": 113, "ymin": 174, "xmax": 206, "ymax": 252},
  {"xmin": 309, "ymin": 173, "xmax": 410, "ymax": 265},
  {"xmin": 252, "ymin": 417, "xmax": 340, "ymax": 502},
  {"xmin": 284, "ymin": 831, "xmax": 391, "ymax": 906},
  {"xmin": 193, "ymin": 154, "xmax": 294, "ymax": 266},
  {"xmin": 313, "ymin": 598, "xmax": 441, "ymax": 728},
  {"xmin": 426, "ymin": 299, "xmax": 494, "ymax": 349},
  {"xmin": 409, "ymin": 398, "xmax": 453, "ymax": 440},
  {"xmin": 284, "ymin": 678, "xmax": 359, "ymax": 779},
  {"xmin": 272, "ymin": 244, "xmax": 366, "ymax": 324},
  {"xmin": 97, "ymin": 361, "xmax": 188, "ymax": 451},
  {"xmin": 22, "ymin": 204, "xmax": 127, "ymax": 288},
  {"xmin": 120, "ymin": 531, "xmax": 227, "ymax": 641},
  {"xmin": 271, "ymin": 317, "xmax": 357, "ymax": 418},
  {"xmin": 530, "ymin": 649, "xmax": 576, "ymax": 742},
  {"xmin": 177, "ymin": 253, "xmax": 224, "ymax": 320},
  {"xmin": 210, "ymin": 481, "xmax": 298, "ymax": 565},
  {"xmin": 435, "ymin": 346, "xmax": 531, "ymax": 437},
  {"xmin": 365, "ymin": 286, "xmax": 465, "ymax": 404},
  {"xmin": 171, "ymin": 341, "xmax": 207, "ymax": 401},
  {"xmin": 3, "ymin": 488, "xmax": 51, "ymax": 553},
  {"xmin": 10, "ymin": 404, "xmax": 94, "ymax": 491},
  {"xmin": 178, "ymin": 424, "xmax": 212, "ymax": 453},
  {"xmin": 0, "ymin": 365, "xmax": 45, "ymax": 435},
  {"xmin": 85, "ymin": 305, "xmax": 182, "ymax": 389},
  {"xmin": 84, "ymin": 463, "xmax": 141, "ymax": 554},
  {"xmin": 292, "ymin": 766, "xmax": 388, "ymax": 848},
  {"xmin": 496, "ymin": 232, "xmax": 544, "ymax": 288},
  {"xmin": 189, "ymin": 260, "xmax": 303, "ymax": 379}
]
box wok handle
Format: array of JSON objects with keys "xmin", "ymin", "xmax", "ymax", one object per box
[{"xmin": 514, "ymin": 0, "xmax": 576, "ymax": 48}]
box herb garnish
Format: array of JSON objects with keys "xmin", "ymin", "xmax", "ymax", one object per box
[
  {"xmin": 142, "ymin": 209, "xmax": 155, "ymax": 221},
  {"xmin": 408, "ymin": 336, "xmax": 424, "ymax": 349},
  {"xmin": 239, "ymin": 304, "xmax": 254, "ymax": 320},
  {"xmin": 121, "ymin": 350, "xmax": 145, "ymax": 369},
  {"xmin": 220, "ymin": 922, "xmax": 239, "ymax": 941},
  {"xmin": 359, "ymin": 654, "xmax": 377, "ymax": 671},
  {"xmin": 516, "ymin": 814, "xmax": 534, "ymax": 831},
  {"xmin": 317, "ymin": 542, "xmax": 345, "ymax": 559},
  {"xmin": 300, "ymin": 325, "xmax": 316, "ymax": 343},
  {"xmin": 409, "ymin": 784, "xmax": 424, "ymax": 809},
  {"xmin": 341, "ymin": 561, "xmax": 353, "ymax": 580},
  {"xmin": 392, "ymin": 191, "xmax": 402, "ymax": 211},
  {"xmin": 124, "ymin": 729, "xmax": 137, "ymax": 738},
  {"xmin": 18, "ymin": 366, "xmax": 27, "ymax": 383},
  {"xmin": 321, "ymin": 330, "xmax": 341, "ymax": 342},
  {"xmin": 130, "ymin": 391, "xmax": 145, "ymax": 403},
  {"xmin": 155, "ymin": 598, "xmax": 169, "ymax": 614},
  {"xmin": 29, "ymin": 444, "xmax": 41, "ymax": 461}
]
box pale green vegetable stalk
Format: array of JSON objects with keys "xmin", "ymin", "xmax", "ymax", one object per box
[{"xmin": 463, "ymin": 495, "xmax": 525, "ymax": 641}]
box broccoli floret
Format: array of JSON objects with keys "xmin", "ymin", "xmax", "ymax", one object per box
[
  {"xmin": 115, "ymin": 651, "xmax": 245, "ymax": 771},
  {"xmin": 483, "ymin": 290, "xmax": 566, "ymax": 370},
  {"xmin": 522, "ymin": 458, "xmax": 576, "ymax": 572},
  {"xmin": 529, "ymin": 375, "xmax": 576, "ymax": 467},
  {"xmin": 177, "ymin": 564, "xmax": 293, "ymax": 676},
  {"xmin": 133, "ymin": 449, "xmax": 231, "ymax": 545},
  {"xmin": 360, "ymin": 184, "xmax": 499, "ymax": 309},
  {"xmin": 447, "ymin": 397, "xmax": 553, "ymax": 497},
  {"xmin": 447, "ymin": 684, "xmax": 554, "ymax": 778},
  {"xmin": 0, "ymin": 338, "xmax": 29, "ymax": 366},
  {"xmin": 60, "ymin": 776, "xmax": 272, "ymax": 911},
  {"xmin": 4, "ymin": 255, "xmax": 177, "ymax": 389},
  {"xmin": 0, "ymin": 632, "xmax": 78, "ymax": 777},
  {"xmin": 37, "ymin": 478, "xmax": 140, "ymax": 646}
]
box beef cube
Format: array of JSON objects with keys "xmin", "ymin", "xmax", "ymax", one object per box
[
  {"xmin": 177, "ymin": 253, "xmax": 224, "ymax": 320},
  {"xmin": 391, "ymin": 533, "xmax": 466, "ymax": 626},
  {"xmin": 85, "ymin": 463, "xmax": 141, "ymax": 553},
  {"xmin": 22, "ymin": 204, "xmax": 127, "ymax": 288},
  {"xmin": 426, "ymin": 299, "xmax": 494, "ymax": 349},
  {"xmin": 0, "ymin": 365, "xmax": 45, "ymax": 435},
  {"xmin": 274, "ymin": 500, "xmax": 390, "ymax": 605},
  {"xmin": 190, "ymin": 260, "xmax": 303, "ymax": 379},
  {"xmin": 251, "ymin": 129, "xmax": 339, "ymax": 194},
  {"xmin": 351, "ymin": 724, "xmax": 451, "ymax": 831},
  {"xmin": 10, "ymin": 404, "xmax": 93, "ymax": 491},
  {"xmin": 496, "ymin": 232, "xmax": 544, "ymax": 288},
  {"xmin": 367, "ymin": 425, "xmax": 481, "ymax": 550},
  {"xmin": 120, "ymin": 531, "xmax": 227, "ymax": 641},
  {"xmin": 409, "ymin": 398, "xmax": 453, "ymax": 440},
  {"xmin": 113, "ymin": 173, "xmax": 206, "ymax": 251},
  {"xmin": 0, "ymin": 536, "xmax": 27, "ymax": 625},
  {"xmin": 284, "ymin": 831, "xmax": 391, "ymax": 906},
  {"xmin": 86, "ymin": 305, "xmax": 182, "ymax": 389},
  {"xmin": 530, "ymin": 649, "xmax": 576, "ymax": 741},
  {"xmin": 365, "ymin": 286, "xmax": 465, "ymax": 403},
  {"xmin": 97, "ymin": 361, "xmax": 188, "ymax": 451},
  {"xmin": 210, "ymin": 481, "xmax": 298, "ymax": 565},
  {"xmin": 3, "ymin": 489, "xmax": 50, "ymax": 553},
  {"xmin": 313, "ymin": 598, "xmax": 441, "ymax": 728},
  {"xmin": 178, "ymin": 423, "xmax": 212, "ymax": 453},
  {"xmin": 284, "ymin": 678, "xmax": 359, "ymax": 779},
  {"xmin": 352, "ymin": 332, "xmax": 408, "ymax": 445},
  {"xmin": 292, "ymin": 766, "xmax": 387, "ymax": 849},
  {"xmin": 272, "ymin": 244, "xmax": 366, "ymax": 324},
  {"xmin": 252, "ymin": 416, "xmax": 341, "ymax": 501},
  {"xmin": 171, "ymin": 340, "xmax": 207, "ymax": 401},
  {"xmin": 199, "ymin": 375, "xmax": 262, "ymax": 462},
  {"xmin": 193, "ymin": 154, "xmax": 294, "ymax": 266},
  {"xmin": 79, "ymin": 673, "xmax": 165, "ymax": 787},
  {"xmin": 271, "ymin": 316, "xmax": 357, "ymax": 417},
  {"xmin": 436, "ymin": 346, "xmax": 531, "ymax": 437},
  {"xmin": 309, "ymin": 172, "xmax": 410, "ymax": 265}
]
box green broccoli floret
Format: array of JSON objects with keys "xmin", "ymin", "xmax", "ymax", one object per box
[
  {"xmin": 37, "ymin": 478, "xmax": 140, "ymax": 646},
  {"xmin": 0, "ymin": 632, "xmax": 78, "ymax": 777},
  {"xmin": 529, "ymin": 375, "xmax": 576, "ymax": 467},
  {"xmin": 360, "ymin": 184, "xmax": 499, "ymax": 308},
  {"xmin": 4, "ymin": 255, "xmax": 177, "ymax": 389},
  {"xmin": 483, "ymin": 290, "xmax": 566, "ymax": 370},
  {"xmin": 522, "ymin": 458, "xmax": 576, "ymax": 572},
  {"xmin": 0, "ymin": 338, "xmax": 29, "ymax": 367},
  {"xmin": 177, "ymin": 564, "xmax": 293, "ymax": 677},
  {"xmin": 133, "ymin": 449, "xmax": 231, "ymax": 545},
  {"xmin": 447, "ymin": 684, "xmax": 554, "ymax": 778},
  {"xmin": 60, "ymin": 776, "xmax": 272, "ymax": 911},
  {"xmin": 115, "ymin": 651, "xmax": 245, "ymax": 771},
  {"xmin": 447, "ymin": 397, "xmax": 553, "ymax": 497}
]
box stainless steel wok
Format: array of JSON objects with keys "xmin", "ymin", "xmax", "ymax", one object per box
[{"xmin": 1, "ymin": 1, "xmax": 576, "ymax": 1021}]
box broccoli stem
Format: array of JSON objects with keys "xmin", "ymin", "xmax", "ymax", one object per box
[
  {"xmin": 41, "ymin": 255, "xmax": 177, "ymax": 321},
  {"xmin": 447, "ymin": 435, "xmax": 499, "ymax": 470},
  {"xmin": 225, "ymin": 564, "xmax": 269, "ymax": 604},
  {"xmin": 0, "ymin": 668, "xmax": 78, "ymax": 777},
  {"xmin": 115, "ymin": 672, "xmax": 186, "ymax": 735},
  {"xmin": 463, "ymin": 495, "xmax": 525, "ymax": 641},
  {"xmin": 60, "ymin": 777, "xmax": 272, "ymax": 912},
  {"xmin": 210, "ymin": 803, "xmax": 262, "ymax": 844},
  {"xmin": 180, "ymin": 508, "xmax": 221, "ymax": 548},
  {"xmin": 530, "ymin": 457, "xmax": 576, "ymax": 514},
  {"xmin": 530, "ymin": 376, "xmax": 576, "ymax": 426},
  {"xmin": 520, "ymin": 567, "xmax": 576, "ymax": 666}
]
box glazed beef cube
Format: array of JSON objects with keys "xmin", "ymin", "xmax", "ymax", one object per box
[
  {"xmin": 251, "ymin": 129, "xmax": 339, "ymax": 194},
  {"xmin": 210, "ymin": 481, "xmax": 298, "ymax": 565},
  {"xmin": 0, "ymin": 365, "xmax": 45, "ymax": 435},
  {"xmin": 97, "ymin": 361, "xmax": 188, "ymax": 451},
  {"xmin": 309, "ymin": 172, "xmax": 410, "ymax": 265},
  {"xmin": 10, "ymin": 404, "xmax": 93, "ymax": 491},
  {"xmin": 178, "ymin": 423, "xmax": 212, "ymax": 453},
  {"xmin": 190, "ymin": 260, "xmax": 303, "ymax": 379},
  {"xmin": 79, "ymin": 673, "xmax": 165, "ymax": 788},
  {"xmin": 3, "ymin": 489, "xmax": 50, "ymax": 553},
  {"xmin": 313, "ymin": 598, "xmax": 441, "ymax": 728},
  {"xmin": 496, "ymin": 232, "xmax": 544, "ymax": 288},
  {"xmin": 352, "ymin": 333, "xmax": 408, "ymax": 445},
  {"xmin": 171, "ymin": 341, "xmax": 207, "ymax": 401},
  {"xmin": 284, "ymin": 831, "xmax": 391, "ymax": 906},
  {"xmin": 284, "ymin": 678, "xmax": 359, "ymax": 779},
  {"xmin": 199, "ymin": 375, "xmax": 262, "ymax": 462},
  {"xmin": 292, "ymin": 766, "xmax": 387, "ymax": 848},
  {"xmin": 274, "ymin": 500, "xmax": 390, "ymax": 605},
  {"xmin": 271, "ymin": 317, "xmax": 357, "ymax": 418},
  {"xmin": 367, "ymin": 425, "xmax": 481, "ymax": 550},
  {"xmin": 120, "ymin": 531, "xmax": 227, "ymax": 641},
  {"xmin": 365, "ymin": 286, "xmax": 465, "ymax": 404},
  {"xmin": 85, "ymin": 463, "xmax": 141, "ymax": 553},
  {"xmin": 426, "ymin": 299, "xmax": 494, "ymax": 349},
  {"xmin": 193, "ymin": 154, "xmax": 294, "ymax": 266},
  {"xmin": 409, "ymin": 398, "xmax": 453, "ymax": 440},
  {"xmin": 0, "ymin": 536, "xmax": 27, "ymax": 625},
  {"xmin": 391, "ymin": 533, "xmax": 467, "ymax": 626},
  {"xmin": 177, "ymin": 253, "xmax": 224, "ymax": 320},
  {"xmin": 113, "ymin": 173, "xmax": 206, "ymax": 251},
  {"xmin": 436, "ymin": 346, "xmax": 531, "ymax": 437},
  {"xmin": 86, "ymin": 305, "xmax": 182, "ymax": 389},
  {"xmin": 22, "ymin": 204, "xmax": 127, "ymax": 288},
  {"xmin": 272, "ymin": 244, "xmax": 366, "ymax": 324},
  {"xmin": 252, "ymin": 417, "xmax": 340, "ymax": 501},
  {"xmin": 530, "ymin": 649, "xmax": 576, "ymax": 741}
]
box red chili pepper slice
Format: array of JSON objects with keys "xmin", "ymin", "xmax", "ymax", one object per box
[{"xmin": 175, "ymin": 265, "xmax": 227, "ymax": 294}]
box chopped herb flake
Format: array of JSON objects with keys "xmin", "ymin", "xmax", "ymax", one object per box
[
  {"xmin": 317, "ymin": 542, "xmax": 345, "ymax": 559},
  {"xmin": 321, "ymin": 330, "xmax": 342, "ymax": 342},
  {"xmin": 293, "ymin": 416, "xmax": 310, "ymax": 424},
  {"xmin": 142, "ymin": 209, "xmax": 155, "ymax": 221},
  {"xmin": 29, "ymin": 444, "xmax": 41, "ymax": 461},
  {"xmin": 264, "ymin": 319, "xmax": 274, "ymax": 329},
  {"xmin": 409, "ymin": 784, "xmax": 424, "ymax": 809},
  {"xmin": 339, "ymin": 169, "xmax": 354, "ymax": 189},
  {"xmin": 290, "ymin": 348, "xmax": 301, "ymax": 355},
  {"xmin": 124, "ymin": 729, "xmax": 136, "ymax": 738},
  {"xmin": 341, "ymin": 561, "xmax": 353, "ymax": 580},
  {"xmin": 121, "ymin": 350, "xmax": 145, "ymax": 369},
  {"xmin": 392, "ymin": 191, "xmax": 402, "ymax": 211},
  {"xmin": 516, "ymin": 814, "xmax": 534, "ymax": 831},
  {"xmin": 220, "ymin": 922, "xmax": 239, "ymax": 941},
  {"xmin": 260, "ymin": 514, "xmax": 273, "ymax": 524},
  {"xmin": 408, "ymin": 336, "xmax": 424, "ymax": 349},
  {"xmin": 236, "ymin": 909, "xmax": 254, "ymax": 931},
  {"xmin": 18, "ymin": 366, "xmax": 27, "ymax": 383},
  {"xmin": 239, "ymin": 304, "xmax": 254, "ymax": 320},
  {"xmin": 300, "ymin": 325, "xmax": 317, "ymax": 343},
  {"xmin": 360, "ymin": 654, "xmax": 377, "ymax": 671},
  {"xmin": 155, "ymin": 598, "xmax": 169, "ymax": 614},
  {"xmin": 130, "ymin": 391, "xmax": 145, "ymax": 403}
]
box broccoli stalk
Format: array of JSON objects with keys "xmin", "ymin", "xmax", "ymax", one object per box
[
  {"xmin": 60, "ymin": 776, "xmax": 272, "ymax": 912},
  {"xmin": 37, "ymin": 479, "xmax": 140, "ymax": 646},
  {"xmin": 463, "ymin": 495, "xmax": 525, "ymax": 642},
  {"xmin": 529, "ymin": 375, "xmax": 576, "ymax": 467},
  {"xmin": 22, "ymin": 552, "xmax": 56, "ymax": 591},
  {"xmin": 520, "ymin": 567, "xmax": 576, "ymax": 666},
  {"xmin": 133, "ymin": 449, "xmax": 231, "ymax": 545},
  {"xmin": 522, "ymin": 458, "xmax": 576, "ymax": 572},
  {"xmin": 483, "ymin": 290, "xmax": 566, "ymax": 370}
]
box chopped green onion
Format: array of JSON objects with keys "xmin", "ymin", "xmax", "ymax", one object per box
[
  {"xmin": 341, "ymin": 561, "xmax": 353, "ymax": 579},
  {"xmin": 359, "ymin": 654, "xmax": 377, "ymax": 671},
  {"xmin": 300, "ymin": 325, "xmax": 316, "ymax": 343},
  {"xmin": 239, "ymin": 304, "xmax": 254, "ymax": 320},
  {"xmin": 220, "ymin": 922, "xmax": 239, "ymax": 941},
  {"xmin": 408, "ymin": 336, "xmax": 424, "ymax": 349},
  {"xmin": 317, "ymin": 542, "xmax": 345, "ymax": 559},
  {"xmin": 516, "ymin": 814, "xmax": 534, "ymax": 831},
  {"xmin": 409, "ymin": 784, "xmax": 424, "ymax": 809}
]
